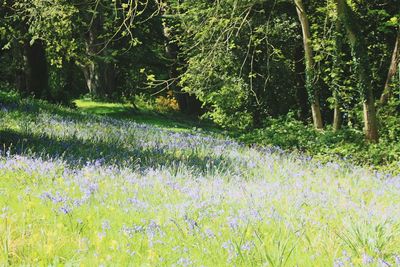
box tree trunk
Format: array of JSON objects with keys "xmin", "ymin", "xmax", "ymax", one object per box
[
  {"xmin": 103, "ymin": 62, "xmax": 117, "ymax": 98},
  {"xmin": 333, "ymin": 102, "xmax": 342, "ymax": 131},
  {"xmin": 380, "ymin": 26, "xmax": 399, "ymax": 105},
  {"xmin": 294, "ymin": 0, "xmax": 323, "ymax": 130},
  {"xmin": 333, "ymin": 19, "xmax": 343, "ymax": 131},
  {"xmin": 83, "ymin": 12, "xmax": 104, "ymax": 98},
  {"xmin": 83, "ymin": 61, "xmax": 101, "ymax": 97},
  {"xmin": 335, "ymin": 0, "xmax": 379, "ymax": 142},
  {"xmin": 24, "ymin": 39, "xmax": 49, "ymax": 98},
  {"xmin": 162, "ymin": 6, "xmax": 202, "ymax": 115}
]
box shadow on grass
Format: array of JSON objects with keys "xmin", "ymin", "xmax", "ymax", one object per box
[{"xmin": 0, "ymin": 128, "xmax": 234, "ymax": 174}]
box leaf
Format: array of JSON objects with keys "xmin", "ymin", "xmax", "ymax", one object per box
[
  {"xmin": 147, "ymin": 74, "xmax": 156, "ymax": 82},
  {"xmin": 29, "ymin": 38, "xmax": 36, "ymax": 46},
  {"xmin": 2, "ymin": 41, "xmax": 11, "ymax": 50},
  {"xmin": 388, "ymin": 16, "xmax": 398, "ymax": 26}
]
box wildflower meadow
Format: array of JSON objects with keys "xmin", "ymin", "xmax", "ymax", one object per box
[{"xmin": 1, "ymin": 99, "xmax": 400, "ymax": 266}]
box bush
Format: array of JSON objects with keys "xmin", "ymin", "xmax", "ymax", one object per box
[{"xmin": 155, "ymin": 95, "xmax": 179, "ymax": 112}]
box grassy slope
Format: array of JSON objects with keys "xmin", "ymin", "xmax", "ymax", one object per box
[{"xmin": 1, "ymin": 95, "xmax": 400, "ymax": 266}]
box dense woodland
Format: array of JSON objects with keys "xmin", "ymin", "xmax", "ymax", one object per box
[{"xmin": 0, "ymin": 0, "xmax": 399, "ymax": 168}]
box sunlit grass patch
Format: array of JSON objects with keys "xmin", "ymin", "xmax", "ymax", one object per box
[
  {"xmin": 73, "ymin": 98, "xmax": 212, "ymax": 133},
  {"xmin": 74, "ymin": 99, "xmax": 133, "ymax": 116}
]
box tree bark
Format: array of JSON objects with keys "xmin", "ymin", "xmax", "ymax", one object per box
[
  {"xmin": 83, "ymin": 12, "xmax": 104, "ymax": 98},
  {"xmin": 333, "ymin": 102, "xmax": 342, "ymax": 131},
  {"xmin": 294, "ymin": 0, "xmax": 323, "ymax": 130},
  {"xmin": 335, "ymin": 0, "xmax": 379, "ymax": 142},
  {"xmin": 380, "ymin": 26, "xmax": 399, "ymax": 105}
]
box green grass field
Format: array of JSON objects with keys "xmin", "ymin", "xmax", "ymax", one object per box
[{"xmin": 1, "ymin": 96, "xmax": 400, "ymax": 266}]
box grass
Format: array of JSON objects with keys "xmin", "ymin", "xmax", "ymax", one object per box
[
  {"xmin": 74, "ymin": 98, "xmax": 218, "ymax": 133},
  {"xmin": 1, "ymin": 94, "xmax": 400, "ymax": 266},
  {"xmin": 74, "ymin": 99, "xmax": 133, "ymax": 116}
]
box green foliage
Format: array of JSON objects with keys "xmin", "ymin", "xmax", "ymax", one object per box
[
  {"xmin": 241, "ymin": 112, "xmax": 315, "ymax": 148},
  {"xmin": 239, "ymin": 111, "xmax": 400, "ymax": 174},
  {"xmin": 177, "ymin": 0, "xmax": 299, "ymax": 128},
  {"xmin": 11, "ymin": 0, "xmax": 79, "ymax": 66},
  {"xmin": 0, "ymin": 90, "xmax": 21, "ymax": 104}
]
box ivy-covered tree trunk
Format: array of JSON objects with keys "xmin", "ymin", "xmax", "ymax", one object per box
[
  {"xmin": 336, "ymin": 0, "xmax": 379, "ymax": 142},
  {"xmin": 294, "ymin": 0, "xmax": 323, "ymax": 130},
  {"xmin": 380, "ymin": 26, "xmax": 399, "ymax": 105},
  {"xmin": 24, "ymin": 39, "xmax": 49, "ymax": 98},
  {"xmin": 333, "ymin": 19, "xmax": 343, "ymax": 132}
]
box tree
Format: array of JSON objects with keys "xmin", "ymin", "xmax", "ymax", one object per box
[
  {"xmin": 294, "ymin": 0, "xmax": 323, "ymax": 130},
  {"xmin": 335, "ymin": 0, "xmax": 379, "ymax": 142},
  {"xmin": 78, "ymin": 1, "xmax": 119, "ymax": 98},
  {"xmin": 81, "ymin": 9, "xmax": 104, "ymax": 97}
]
